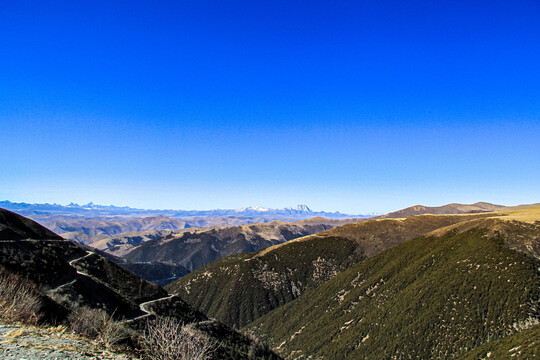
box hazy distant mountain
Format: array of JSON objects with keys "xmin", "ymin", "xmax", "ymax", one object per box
[
  {"xmin": 41, "ymin": 215, "xmax": 189, "ymax": 244},
  {"xmin": 1, "ymin": 200, "xmax": 375, "ymax": 246},
  {"xmin": 0, "ymin": 200, "xmax": 374, "ymax": 220}
]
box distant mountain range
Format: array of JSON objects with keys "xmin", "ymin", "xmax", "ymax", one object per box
[{"xmin": 0, "ymin": 200, "xmax": 377, "ymax": 219}]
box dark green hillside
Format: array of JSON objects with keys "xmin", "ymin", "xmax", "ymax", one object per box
[
  {"xmin": 246, "ymin": 228, "xmax": 539, "ymax": 359},
  {"xmin": 167, "ymin": 236, "xmax": 363, "ymax": 328},
  {"xmin": 167, "ymin": 213, "xmax": 491, "ymax": 329},
  {"xmin": 457, "ymin": 324, "xmax": 539, "ymax": 359}
]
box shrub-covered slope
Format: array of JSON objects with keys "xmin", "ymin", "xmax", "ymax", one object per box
[
  {"xmin": 167, "ymin": 214, "xmax": 491, "ymax": 329},
  {"xmin": 0, "ymin": 236, "xmax": 166, "ymax": 320},
  {"xmin": 457, "ymin": 324, "xmax": 539, "ymax": 359},
  {"xmin": 168, "ymin": 236, "xmax": 363, "ymax": 329},
  {"xmin": 245, "ymin": 225, "xmax": 539, "ymax": 359}
]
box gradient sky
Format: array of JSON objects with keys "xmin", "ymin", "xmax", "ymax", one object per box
[{"xmin": 1, "ymin": 1, "xmax": 539, "ymax": 214}]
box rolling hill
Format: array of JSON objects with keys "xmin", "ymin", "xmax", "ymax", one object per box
[
  {"xmin": 167, "ymin": 212, "xmax": 497, "ymax": 328},
  {"xmin": 244, "ymin": 207, "xmax": 540, "ymax": 359},
  {"xmin": 40, "ymin": 215, "xmax": 190, "ymax": 244},
  {"xmin": 121, "ymin": 218, "xmax": 357, "ymax": 272},
  {"xmin": 375, "ymin": 202, "xmax": 506, "ymax": 219}
]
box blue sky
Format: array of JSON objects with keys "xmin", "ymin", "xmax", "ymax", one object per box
[{"xmin": 1, "ymin": 1, "xmax": 539, "ymax": 214}]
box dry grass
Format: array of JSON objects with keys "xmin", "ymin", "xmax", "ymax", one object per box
[
  {"xmin": 255, "ymin": 213, "xmax": 494, "ymax": 258},
  {"xmin": 0, "ymin": 270, "xmax": 43, "ymax": 325},
  {"xmin": 255, "ymin": 206, "xmax": 540, "ymax": 259},
  {"xmin": 5, "ymin": 328, "xmax": 33, "ymax": 338},
  {"xmin": 142, "ymin": 316, "xmax": 215, "ymax": 360},
  {"xmin": 492, "ymin": 205, "xmax": 540, "ymax": 222},
  {"xmin": 427, "ymin": 206, "xmax": 540, "ymax": 237},
  {"xmin": 68, "ymin": 306, "xmax": 129, "ymax": 349}
]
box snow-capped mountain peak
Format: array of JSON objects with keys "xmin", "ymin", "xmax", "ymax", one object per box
[
  {"xmin": 284, "ymin": 204, "xmax": 312, "ymax": 213},
  {"xmin": 294, "ymin": 204, "xmax": 311, "ymax": 212},
  {"xmin": 235, "ymin": 205, "xmax": 270, "ymax": 213},
  {"xmin": 247, "ymin": 206, "xmax": 270, "ymax": 212}
]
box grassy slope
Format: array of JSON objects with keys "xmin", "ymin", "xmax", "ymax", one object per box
[
  {"xmin": 167, "ymin": 214, "xmax": 493, "ymax": 329},
  {"xmin": 167, "ymin": 236, "xmax": 363, "ymax": 329},
  {"xmin": 245, "ymin": 228, "xmax": 539, "ymax": 359},
  {"xmin": 457, "ymin": 324, "xmax": 539, "ymax": 359}
]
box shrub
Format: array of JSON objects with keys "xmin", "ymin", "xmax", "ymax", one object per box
[
  {"xmin": 0, "ymin": 270, "xmax": 42, "ymax": 324},
  {"xmin": 69, "ymin": 306, "xmax": 128, "ymax": 348},
  {"xmin": 142, "ymin": 316, "xmax": 215, "ymax": 360},
  {"xmin": 68, "ymin": 306, "xmax": 102, "ymax": 338}
]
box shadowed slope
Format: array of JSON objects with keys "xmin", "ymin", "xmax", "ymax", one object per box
[{"xmin": 0, "ymin": 208, "xmax": 62, "ymax": 240}]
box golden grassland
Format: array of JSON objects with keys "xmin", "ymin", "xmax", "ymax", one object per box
[{"xmin": 254, "ymin": 204, "xmax": 540, "ymax": 259}]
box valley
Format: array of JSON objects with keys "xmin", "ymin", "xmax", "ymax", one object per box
[
  {"xmin": 0, "ymin": 202, "xmax": 538, "ymax": 359},
  {"xmin": 0, "ymin": 208, "xmax": 281, "ymax": 359}
]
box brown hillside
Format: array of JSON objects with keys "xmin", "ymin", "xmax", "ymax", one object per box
[{"xmin": 376, "ymin": 202, "xmax": 506, "ymax": 219}]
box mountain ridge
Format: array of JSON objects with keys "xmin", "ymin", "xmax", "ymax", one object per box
[
  {"xmin": 166, "ymin": 212, "xmax": 501, "ymax": 328},
  {"xmin": 244, "ymin": 207, "xmax": 540, "ymax": 358},
  {"xmin": 375, "ymin": 202, "xmax": 507, "ymax": 219},
  {"xmin": 0, "ymin": 200, "xmax": 374, "ymax": 219}
]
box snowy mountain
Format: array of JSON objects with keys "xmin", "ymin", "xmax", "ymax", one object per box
[{"xmin": 0, "ymin": 200, "xmax": 375, "ymax": 220}]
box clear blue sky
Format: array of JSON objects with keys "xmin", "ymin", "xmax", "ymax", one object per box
[{"xmin": 1, "ymin": 1, "xmax": 539, "ymax": 214}]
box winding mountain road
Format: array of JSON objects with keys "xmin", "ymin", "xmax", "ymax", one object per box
[
  {"xmin": 125, "ymin": 294, "xmax": 175, "ymax": 323},
  {"xmin": 68, "ymin": 251, "xmax": 95, "ymax": 276},
  {"xmin": 66, "ymin": 250, "xmax": 174, "ymax": 323},
  {"xmin": 2, "ymin": 240, "xmax": 177, "ymax": 324}
]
